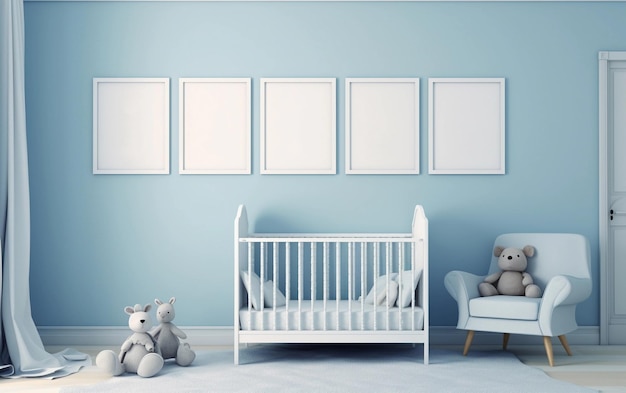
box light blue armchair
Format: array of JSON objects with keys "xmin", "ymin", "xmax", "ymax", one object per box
[{"xmin": 444, "ymin": 233, "xmax": 592, "ymax": 366}]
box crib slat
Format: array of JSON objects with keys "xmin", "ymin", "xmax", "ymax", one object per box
[
  {"xmin": 260, "ymin": 242, "xmax": 265, "ymax": 314},
  {"xmin": 373, "ymin": 242, "xmax": 379, "ymax": 331},
  {"xmin": 348, "ymin": 242, "xmax": 353, "ymax": 331},
  {"xmin": 360, "ymin": 242, "xmax": 365, "ymax": 331},
  {"xmin": 310, "ymin": 242, "xmax": 316, "ymax": 330},
  {"xmin": 298, "ymin": 242, "xmax": 303, "ymax": 331},
  {"xmin": 323, "ymin": 242, "xmax": 329, "ymax": 331},
  {"xmin": 385, "ymin": 242, "xmax": 391, "ymax": 330},
  {"xmin": 272, "ymin": 242, "xmax": 278, "ymax": 331},
  {"xmin": 285, "ymin": 242, "xmax": 291, "ymax": 331},
  {"xmin": 335, "ymin": 242, "xmax": 340, "ymax": 331},
  {"xmin": 310, "ymin": 243, "xmax": 315, "ymax": 310},
  {"xmin": 398, "ymin": 242, "xmax": 403, "ymax": 330},
  {"xmin": 247, "ymin": 242, "xmax": 253, "ymax": 330},
  {"xmin": 411, "ymin": 241, "xmax": 416, "ymax": 331}
]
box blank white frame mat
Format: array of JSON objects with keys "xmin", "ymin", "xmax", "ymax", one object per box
[
  {"xmin": 428, "ymin": 77, "xmax": 505, "ymax": 174},
  {"xmin": 93, "ymin": 77, "xmax": 170, "ymax": 174},
  {"xmin": 346, "ymin": 78, "xmax": 420, "ymax": 174},
  {"xmin": 260, "ymin": 78, "xmax": 337, "ymax": 175},
  {"xmin": 179, "ymin": 78, "xmax": 251, "ymax": 174}
]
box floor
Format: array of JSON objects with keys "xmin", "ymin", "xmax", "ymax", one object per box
[
  {"xmin": 2, "ymin": 345, "xmax": 626, "ymax": 392},
  {"xmin": 512, "ymin": 344, "xmax": 626, "ymax": 393}
]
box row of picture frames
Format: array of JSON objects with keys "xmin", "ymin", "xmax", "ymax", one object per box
[{"xmin": 92, "ymin": 77, "xmax": 505, "ymax": 175}]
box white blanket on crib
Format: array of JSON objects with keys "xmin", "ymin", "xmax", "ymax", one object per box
[{"xmin": 239, "ymin": 300, "xmax": 424, "ymax": 331}]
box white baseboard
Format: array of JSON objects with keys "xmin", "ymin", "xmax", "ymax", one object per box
[
  {"xmin": 38, "ymin": 325, "xmax": 600, "ymax": 347},
  {"xmin": 38, "ymin": 326, "xmax": 234, "ymax": 347}
]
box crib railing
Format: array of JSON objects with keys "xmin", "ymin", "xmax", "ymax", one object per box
[{"xmin": 239, "ymin": 235, "xmax": 423, "ymax": 331}]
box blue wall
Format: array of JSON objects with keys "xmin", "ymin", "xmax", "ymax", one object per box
[{"xmin": 24, "ymin": 1, "xmax": 623, "ymax": 328}]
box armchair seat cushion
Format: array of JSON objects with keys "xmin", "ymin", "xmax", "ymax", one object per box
[{"xmin": 469, "ymin": 296, "xmax": 541, "ymax": 321}]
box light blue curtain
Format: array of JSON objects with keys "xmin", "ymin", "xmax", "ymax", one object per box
[{"xmin": 0, "ymin": 0, "xmax": 89, "ymax": 378}]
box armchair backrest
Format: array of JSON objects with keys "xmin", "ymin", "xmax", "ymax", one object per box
[{"xmin": 487, "ymin": 233, "xmax": 591, "ymax": 290}]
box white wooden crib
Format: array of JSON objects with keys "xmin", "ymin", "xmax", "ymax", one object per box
[{"xmin": 234, "ymin": 205, "xmax": 429, "ymax": 364}]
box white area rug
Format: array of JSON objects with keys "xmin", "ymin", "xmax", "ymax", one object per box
[{"xmin": 61, "ymin": 344, "xmax": 597, "ymax": 393}]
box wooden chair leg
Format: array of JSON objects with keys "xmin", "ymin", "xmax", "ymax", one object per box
[
  {"xmin": 558, "ymin": 335, "xmax": 573, "ymax": 356},
  {"xmin": 543, "ymin": 336, "xmax": 555, "ymax": 367},
  {"xmin": 502, "ymin": 333, "xmax": 510, "ymax": 351},
  {"xmin": 463, "ymin": 330, "xmax": 475, "ymax": 356}
]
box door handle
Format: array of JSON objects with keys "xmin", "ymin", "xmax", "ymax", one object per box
[{"xmin": 610, "ymin": 209, "xmax": 626, "ymax": 220}]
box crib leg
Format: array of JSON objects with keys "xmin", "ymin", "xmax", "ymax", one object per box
[{"xmin": 234, "ymin": 331, "xmax": 241, "ymax": 365}]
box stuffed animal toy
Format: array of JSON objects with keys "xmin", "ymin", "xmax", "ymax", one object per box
[
  {"xmin": 150, "ymin": 297, "xmax": 195, "ymax": 366},
  {"xmin": 95, "ymin": 304, "xmax": 164, "ymax": 378},
  {"xmin": 478, "ymin": 245, "xmax": 542, "ymax": 298}
]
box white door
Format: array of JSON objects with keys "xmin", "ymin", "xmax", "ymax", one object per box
[{"xmin": 600, "ymin": 51, "xmax": 626, "ymax": 344}]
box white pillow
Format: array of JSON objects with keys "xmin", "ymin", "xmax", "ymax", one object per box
[
  {"xmin": 365, "ymin": 273, "xmax": 399, "ymax": 307},
  {"xmin": 240, "ymin": 270, "xmax": 262, "ymax": 310},
  {"xmin": 395, "ymin": 269, "xmax": 423, "ymax": 308},
  {"xmin": 263, "ymin": 280, "xmax": 287, "ymax": 307},
  {"xmin": 240, "ymin": 271, "xmax": 287, "ymax": 309}
]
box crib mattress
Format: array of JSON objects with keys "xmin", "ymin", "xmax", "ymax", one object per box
[{"xmin": 239, "ymin": 300, "xmax": 424, "ymax": 331}]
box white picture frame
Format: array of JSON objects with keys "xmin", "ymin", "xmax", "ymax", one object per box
[
  {"xmin": 179, "ymin": 78, "xmax": 251, "ymax": 174},
  {"xmin": 428, "ymin": 78, "xmax": 505, "ymax": 175},
  {"xmin": 345, "ymin": 78, "xmax": 420, "ymax": 174},
  {"xmin": 93, "ymin": 78, "xmax": 170, "ymax": 174},
  {"xmin": 260, "ymin": 78, "xmax": 336, "ymax": 174}
]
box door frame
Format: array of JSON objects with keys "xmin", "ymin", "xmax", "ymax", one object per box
[{"xmin": 599, "ymin": 51, "xmax": 626, "ymax": 344}]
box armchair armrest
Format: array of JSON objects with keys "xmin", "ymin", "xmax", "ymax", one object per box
[
  {"xmin": 444, "ymin": 271, "xmax": 484, "ymax": 328},
  {"xmin": 540, "ymin": 275, "xmax": 592, "ymax": 309},
  {"xmin": 538, "ymin": 275, "xmax": 592, "ymax": 335}
]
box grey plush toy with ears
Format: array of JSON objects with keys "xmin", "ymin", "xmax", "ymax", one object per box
[
  {"xmin": 150, "ymin": 297, "xmax": 195, "ymax": 367},
  {"xmin": 95, "ymin": 304, "xmax": 164, "ymax": 378},
  {"xmin": 479, "ymin": 245, "xmax": 542, "ymax": 298}
]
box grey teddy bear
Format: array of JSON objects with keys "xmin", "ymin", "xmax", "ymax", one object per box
[{"xmin": 479, "ymin": 245, "xmax": 542, "ymax": 298}]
